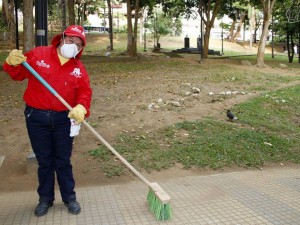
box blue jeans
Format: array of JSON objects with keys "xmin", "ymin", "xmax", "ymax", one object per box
[{"xmin": 24, "ymin": 105, "xmax": 76, "ymax": 203}]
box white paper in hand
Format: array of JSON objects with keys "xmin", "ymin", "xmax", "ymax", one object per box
[{"xmin": 70, "ymin": 119, "xmax": 81, "ymax": 137}]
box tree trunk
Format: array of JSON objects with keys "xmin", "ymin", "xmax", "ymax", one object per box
[
  {"xmin": 59, "ymin": 0, "xmax": 67, "ymax": 30},
  {"xmin": 229, "ymin": 10, "xmax": 239, "ymax": 42},
  {"xmin": 257, "ymin": 15, "xmax": 270, "ymax": 67},
  {"xmin": 23, "ymin": 0, "xmax": 34, "ymax": 52},
  {"xmin": 198, "ymin": 0, "xmax": 221, "ymax": 58},
  {"xmin": 286, "ymin": 32, "xmax": 293, "ymax": 63},
  {"xmin": 133, "ymin": 0, "xmax": 140, "ymax": 54},
  {"xmin": 3, "ymin": 0, "xmax": 16, "ymax": 49},
  {"xmin": 229, "ymin": 19, "xmax": 236, "ymax": 42},
  {"xmin": 107, "ymin": 0, "xmax": 114, "ymax": 50},
  {"xmin": 126, "ymin": 0, "xmax": 139, "ymax": 57},
  {"xmin": 203, "ymin": 25, "xmax": 211, "ymax": 57},
  {"xmin": 232, "ymin": 12, "xmax": 246, "ymax": 42},
  {"xmin": 126, "ymin": 0, "xmax": 134, "ymax": 56},
  {"xmin": 249, "ymin": 18, "xmax": 253, "ymax": 48},
  {"xmin": 256, "ymin": 0, "xmax": 276, "ymax": 68},
  {"xmin": 140, "ymin": 8, "xmax": 145, "ymax": 44},
  {"xmin": 68, "ymin": 0, "xmax": 75, "ymax": 25},
  {"xmin": 254, "ymin": 17, "xmax": 261, "ymax": 43},
  {"xmin": 83, "ymin": 3, "xmax": 87, "ymax": 22},
  {"xmin": 249, "ymin": 6, "xmax": 256, "ymax": 49},
  {"xmin": 298, "ymin": 22, "xmax": 300, "ymax": 63},
  {"xmin": 76, "ymin": 3, "xmax": 81, "ymax": 25}
]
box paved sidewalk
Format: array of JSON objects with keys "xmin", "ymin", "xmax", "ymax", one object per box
[{"xmin": 1, "ymin": 167, "xmax": 300, "ymax": 225}]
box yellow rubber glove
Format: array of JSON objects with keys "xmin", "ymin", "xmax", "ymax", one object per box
[
  {"xmin": 68, "ymin": 104, "xmax": 87, "ymax": 124},
  {"xmin": 6, "ymin": 49, "xmax": 27, "ymax": 66}
]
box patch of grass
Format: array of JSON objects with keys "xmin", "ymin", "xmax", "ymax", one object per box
[
  {"xmin": 230, "ymin": 54, "xmax": 300, "ymax": 68},
  {"xmin": 234, "ymin": 86, "xmax": 300, "ymax": 135},
  {"xmin": 83, "ymin": 58, "xmax": 190, "ymax": 78},
  {"xmin": 102, "ymin": 164, "xmax": 124, "ymax": 178},
  {"xmin": 85, "ymin": 56, "xmax": 299, "ymax": 95},
  {"xmin": 170, "ymin": 120, "xmax": 296, "ymax": 169},
  {"xmin": 88, "ymin": 146, "xmax": 111, "ymax": 161},
  {"xmin": 197, "ymin": 61, "xmax": 299, "ymax": 92},
  {"xmin": 201, "ymin": 64, "xmax": 256, "ymax": 83},
  {"xmin": 247, "ymin": 74, "xmax": 299, "ymax": 91},
  {"xmin": 87, "ymin": 146, "xmax": 124, "ymax": 177},
  {"xmin": 91, "ymin": 85, "xmax": 300, "ymax": 176}
]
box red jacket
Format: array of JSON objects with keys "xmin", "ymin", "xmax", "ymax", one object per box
[{"xmin": 3, "ymin": 45, "xmax": 92, "ymax": 117}]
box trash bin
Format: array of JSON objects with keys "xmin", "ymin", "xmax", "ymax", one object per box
[{"xmin": 184, "ymin": 35, "xmax": 190, "ymax": 48}]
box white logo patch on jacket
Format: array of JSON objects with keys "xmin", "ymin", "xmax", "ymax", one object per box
[
  {"xmin": 36, "ymin": 60, "xmax": 50, "ymax": 68},
  {"xmin": 70, "ymin": 68, "xmax": 82, "ymax": 78}
]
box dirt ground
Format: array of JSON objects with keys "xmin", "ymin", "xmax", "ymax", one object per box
[{"xmin": 0, "ymin": 35, "xmax": 299, "ymax": 194}]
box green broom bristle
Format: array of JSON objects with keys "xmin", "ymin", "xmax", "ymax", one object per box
[
  {"xmin": 147, "ymin": 190, "xmax": 156, "ymax": 213},
  {"xmin": 147, "ymin": 189, "xmax": 172, "ymax": 221}
]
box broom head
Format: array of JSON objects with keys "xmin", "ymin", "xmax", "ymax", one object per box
[{"xmin": 147, "ymin": 182, "xmax": 172, "ymax": 221}]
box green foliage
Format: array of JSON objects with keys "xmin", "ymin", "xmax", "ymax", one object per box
[
  {"xmin": 272, "ymin": 0, "xmax": 300, "ymax": 44},
  {"xmin": 147, "ymin": 11, "xmax": 182, "ymax": 45},
  {"xmin": 48, "ymin": 3, "xmax": 62, "ymax": 32},
  {"xmin": 114, "ymin": 25, "xmax": 128, "ymax": 34}
]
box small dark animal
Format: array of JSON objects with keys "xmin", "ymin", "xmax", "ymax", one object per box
[{"xmin": 226, "ymin": 109, "xmax": 238, "ymax": 121}]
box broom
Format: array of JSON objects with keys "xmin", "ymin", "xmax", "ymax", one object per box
[{"xmin": 22, "ymin": 61, "xmax": 172, "ymax": 221}]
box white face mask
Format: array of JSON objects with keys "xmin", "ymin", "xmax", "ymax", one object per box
[{"xmin": 60, "ymin": 39, "xmax": 80, "ymax": 59}]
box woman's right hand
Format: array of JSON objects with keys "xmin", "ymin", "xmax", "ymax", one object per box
[{"xmin": 5, "ymin": 49, "xmax": 27, "ymax": 66}]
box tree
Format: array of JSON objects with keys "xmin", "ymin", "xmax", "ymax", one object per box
[
  {"xmin": 140, "ymin": 7, "xmax": 147, "ymax": 44},
  {"xmin": 125, "ymin": 0, "xmax": 139, "ymax": 56},
  {"xmin": 198, "ymin": 0, "xmax": 222, "ymax": 58},
  {"xmin": 256, "ymin": 0, "xmax": 276, "ymax": 68},
  {"xmin": 68, "ymin": 0, "xmax": 76, "ymax": 25},
  {"xmin": 2, "ymin": 0, "xmax": 16, "ymax": 49},
  {"xmin": 75, "ymin": 0, "xmax": 86, "ymax": 24},
  {"xmin": 276, "ymin": 0, "xmax": 300, "ymax": 63},
  {"xmin": 59, "ymin": 0, "xmax": 67, "ymax": 30},
  {"xmin": 49, "ymin": 0, "xmax": 61, "ymax": 34},
  {"xmin": 248, "ymin": 5, "xmax": 255, "ymax": 48},
  {"xmin": 222, "ymin": 1, "xmax": 248, "ymax": 43},
  {"xmin": 107, "ymin": 0, "xmax": 114, "ymax": 50},
  {"xmin": 122, "ymin": 0, "xmax": 152, "ymax": 56},
  {"xmin": 160, "ymin": 0, "xmax": 222, "ymax": 58},
  {"xmin": 147, "ymin": 10, "xmax": 182, "ymax": 48},
  {"xmin": 231, "ymin": 10, "xmax": 247, "ymax": 42},
  {"xmin": 73, "ymin": 0, "xmax": 105, "ymax": 26},
  {"xmin": 23, "ymin": 0, "xmax": 34, "ymax": 52},
  {"xmin": 228, "ymin": 11, "xmax": 238, "ymax": 41}
]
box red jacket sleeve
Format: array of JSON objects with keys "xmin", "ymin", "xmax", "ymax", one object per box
[
  {"xmin": 3, "ymin": 61, "xmax": 31, "ymax": 81},
  {"xmin": 3, "ymin": 48, "xmax": 39, "ymax": 81}
]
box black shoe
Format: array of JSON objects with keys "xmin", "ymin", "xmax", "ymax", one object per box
[
  {"xmin": 64, "ymin": 200, "xmax": 81, "ymax": 215},
  {"xmin": 34, "ymin": 202, "xmax": 53, "ymax": 217}
]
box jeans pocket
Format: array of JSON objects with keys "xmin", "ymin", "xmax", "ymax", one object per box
[{"xmin": 24, "ymin": 107, "xmax": 34, "ymax": 119}]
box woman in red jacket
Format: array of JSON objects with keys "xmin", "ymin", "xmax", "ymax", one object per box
[{"xmin": 3, "ymin": 25, "xmax": 92, "ymax": 217}]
